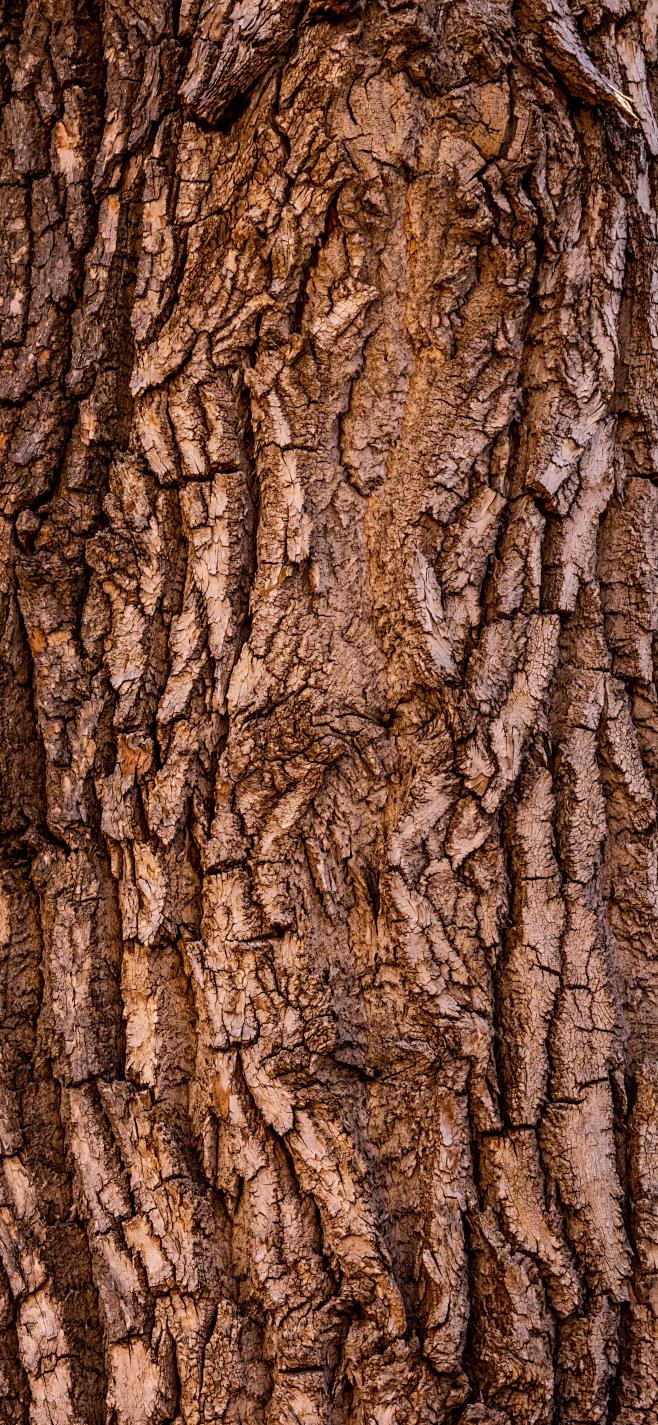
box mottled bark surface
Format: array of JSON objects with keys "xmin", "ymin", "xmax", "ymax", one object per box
[{"xmin": 2, "ymin": 0, "xmax": 658, "ymax": 1421}]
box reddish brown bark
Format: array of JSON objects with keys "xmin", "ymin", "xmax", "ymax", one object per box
[{"xmin": 2, "ymin": 1, "xmax": 658, "ymax": 1422}]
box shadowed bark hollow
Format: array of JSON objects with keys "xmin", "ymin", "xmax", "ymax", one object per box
[{"xmin": 2, "ymin": 0, "xmax": 658, "ymax": 1421}]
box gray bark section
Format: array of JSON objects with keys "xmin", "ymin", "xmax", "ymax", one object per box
[{"xmin": 1, "ymin": 1, "xmax": 658, "ymax": 1421}]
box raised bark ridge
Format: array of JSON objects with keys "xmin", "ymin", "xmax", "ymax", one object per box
[{"xmin": 1, "ymin": 1, "xmax": 658, "ymax": 1421}]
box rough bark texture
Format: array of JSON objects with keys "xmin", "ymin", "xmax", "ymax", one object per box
[{"xmin": 3, "ymin": 0, "xmax": 658, "ymax": 1421}]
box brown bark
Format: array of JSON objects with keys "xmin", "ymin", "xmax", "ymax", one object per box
[{"xmin": 1, "ymin": 0, "xmax": 658, "ymax": 1420}]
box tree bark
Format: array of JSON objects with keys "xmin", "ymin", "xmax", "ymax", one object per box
[{"xmin": 2, "ymin": 0, "xmax": 658, "ymax": 1420}]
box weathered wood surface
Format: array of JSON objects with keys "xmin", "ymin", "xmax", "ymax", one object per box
[{"xmin": 2, "ymin": 1, "xmax": 658, "ymax": 1420}]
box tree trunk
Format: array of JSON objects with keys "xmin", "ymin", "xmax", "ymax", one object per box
[{"xmin": 2, "ymin": 0, "xmax": 658, "ymax": 1421}]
